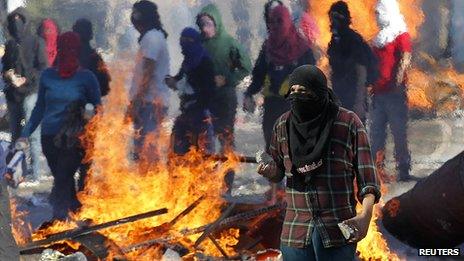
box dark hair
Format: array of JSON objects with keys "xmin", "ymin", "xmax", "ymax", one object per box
[
  {"xmin": 132, "ymin": 0, "xmax": 168, "ymax": 38},
  {"xmin": 72, "ymin": 18, "xmax": 93, "ymax": 43},
  {"xmin": 329, "ymin": 1, "xmax": 351, "ymax": 25},
  {"xmin": 264, "ymin": 0, "xmax": 283, "ymax": 28}
]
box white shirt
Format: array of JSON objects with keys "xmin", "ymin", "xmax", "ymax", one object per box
[{"xmin": 130, "ymin": 29, "xmax": 171, "ymax": 105}]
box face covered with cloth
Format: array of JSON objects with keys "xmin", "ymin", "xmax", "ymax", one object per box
[{"xmin": 286, "ymin": 65, "xmax": 340, "ymax": 175}]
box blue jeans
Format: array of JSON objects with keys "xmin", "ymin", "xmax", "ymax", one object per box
[
  {"xmin": 24, "ymin": 93, "xmax": 50, "ymax": 180},
  {"xmin": 132, "ymin": 101, "xmax": 167, "ymax": 163},
  {"xmin": 369, "ymin": 91, "xmax": 411, "ymax": 177},
  {"xmin": 281, "ymin": 228, "xmax": 357, "ymax": 261},
  {"xmin": 7, "ymin": 93, "xmax": 50, "ymax": 180}
]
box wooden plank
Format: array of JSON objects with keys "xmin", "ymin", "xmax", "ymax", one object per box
[{"xmin": 19, "ymin": 208, "xmax": 168, "ymax": 253}]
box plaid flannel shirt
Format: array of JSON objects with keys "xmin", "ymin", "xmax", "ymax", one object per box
[{"xmin": 263, "ymin": 107, "xmax": 381, "ymax": 248}]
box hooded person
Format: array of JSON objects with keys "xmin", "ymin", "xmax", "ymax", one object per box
[
  {"xmin": 370, "ymin": 0, "xmax": 414, "ymax": 181},
  {"xmin": 256, "ymin": 65, "xmax": 380, "ymax": 261},
  {"xmin": 196, "ymin": 4, "xmax": 252, "ymax": 153},
  {"xmin": 167, "ymin": 27, "xmax": 215, "ymax": 155},
  {"xmin": 2, "ymin": 8, "xmax": 48, "ymax": 180},
  {"xmin": 72, "ymin": 18, "xmax": 111, "ymax": 97},
  {"xmin": 37, "ymin": 18, "xmax": 59, "ymax": 67},
  {"xmin": 328, "ymin": 1, "xmax": 378, "ymax": 122},
  {"xmin": 196, "ymin": 4, "xmax": 251, "ymax": 194},
  {"xmin": 2, "ymin": 8, "xmax": 47, "ymax": 140},
  {"xmin": 244, "ymin": 4, "xmax": 315, "ymax": 151},
  {"xmin": 19, "ymin": 32, "xmax": 101, "ymax": 220}
]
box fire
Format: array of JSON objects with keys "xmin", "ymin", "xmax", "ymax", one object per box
[
  {"xmin": 355, "ymin": 184, "xmax": 402, "ymax": 261},
  {"xmin": 10, "ymin": 198, "xmax": 31, "ymax": 245},
  {"xmin": 20, "ymin": 61, "xmax": 242, "ymax": 259},
  {"xmin": 407, "ymin": 53, "xmax": 464, "ymax": 113},
  {"xmin": 309, "ymin": 0, "xmax": 424, "ymax": 51},
  {"xmin": 201, "ymin": 228, "xmax": 240, "ymax": 257},
  {"xmin": 357, "ymin": 206, "xmax": 401, "ymax": 261}
]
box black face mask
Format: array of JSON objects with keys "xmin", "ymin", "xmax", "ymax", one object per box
[
  {"xmin": 330, "ymin": 12, "xmax": 349, "ymax": 41},
  {"xmin": 287, "ymin": 92, "xmax": 326, "ymax": 122},
  {"xmin": 12, "ymin": 18, "xmax": 25, "ymax": 40}
]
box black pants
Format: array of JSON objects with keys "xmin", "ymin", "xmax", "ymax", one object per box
[
  {"xmin": 41, "ymin": 135, "xmax": 85, "ymax": 220},
  {"xmin": 263, "ymin": 96, "xmax": 290, "ymax": 151},
  {"xmin": 209, "ymin": 92, "xmax": 238, "ymax": 153},
  {"xmin": 172, "ymin": 108, "xmax": 214, "ymax": 155},
  {"xmin": 209, "ymin": 90, "xmax": 238, "ymax": 192}
]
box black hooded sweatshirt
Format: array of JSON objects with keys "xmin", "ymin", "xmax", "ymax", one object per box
[{"xmin": 2, "ymin": 8, "xmax": 47, "ymax": 102}]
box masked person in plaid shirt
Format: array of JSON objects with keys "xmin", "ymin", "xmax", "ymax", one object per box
[{"xmin": 257, "ymin": 65, "xmax": 381, "ymax": 260}]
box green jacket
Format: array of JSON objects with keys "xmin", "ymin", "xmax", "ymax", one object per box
[{"xmin": 197, "ymin": 4, "xmax": 252, "ymax": 92}]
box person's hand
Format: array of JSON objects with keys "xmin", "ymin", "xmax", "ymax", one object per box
[
  {"xmin": 11, "ymin": 74, "xmax": 26, "ymax": 88},
  {"xmin": 165, "ymin": 76, "xmax": 177, "ymax": 90},
  {"xmin": 257, "ymin": 162, "xmax": 270, "ymax": 176},
  {"xmin": 342, "ymin": 211, "xmax": 372, "ymax": 243},
  {"xmin": 214, "ymin": 75, "xmax": 226, "ymax": 87},
  {"xmin": 243, "ymin": 94, "xmax": 256, "ymax": 113}
]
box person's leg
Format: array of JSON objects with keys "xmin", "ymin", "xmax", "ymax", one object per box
[
  {"xmin": 24, "ymin": 92, "xmax": 50, "ymax": 180},
  {"xmin": 172, "ymin": 113, "xmax": 191, "ymax": 155},
  {"xmin": 369, "ymin": 96, "xmax": 388, "ymax": 155},
  {"xmin": 57, "ymin": 146, "xmax": 84, "ymax": 214},
  {"xmin": 312, "ymin": 228, "xmax": 357, "ymax": 261},
  {"xmin": 132, "ymin": 102, "xmax": 146, "ymax": 161},
  {"xmin": 210, "ymin": 93, "xmax": 238, "ymax": 194},
  {"xmin": 386, "ymin": 92, "xmax": 411, "ymax": 180},
  {"xmin": 41, "ymin": 136, "xmax": 62, "ymax": 218},
  {"xmin": 0, "ymin": 180, "xmax": 20, "ymax": 261},
  {"xmin": 6, "ymin": 98, "xmax": 24, "ymax": 142},
  {"xmin": 199, "ymin": 110, "xmax": 215, "ymax": 154},
  {"xmin": 133, "ymin": 102, "xmax": 166, "ymax": 164},
  {"xmin": 369, "ymin": 95, "xmax": 389, "ymax": 182},
  {"xmin": 281, "ymin": 244, "xmax": 316, "ymax": 261},
  {"xmin": 215, "ymin": 111, "xmax": 236, "ymax": 154}
]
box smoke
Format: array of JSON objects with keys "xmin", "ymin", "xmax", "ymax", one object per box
[{"xmin": 7, "ymin": 0, "xmax": 24, "ymax": 12}]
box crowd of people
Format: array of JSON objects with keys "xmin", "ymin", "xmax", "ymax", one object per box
[{"xmin": 0, "ymin": 0, "xmax": 417, "ymax": 260}]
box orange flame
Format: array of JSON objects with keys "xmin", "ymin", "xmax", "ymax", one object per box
[
  {"xmin": 407, "ymin": 54, "xmax": 464, "ymax": 113},
  {"xmin": 23, "ymin": 60, "xmax": 241, "ymax": 259},
  {"xmin": 309, "ymin": 0, "xmax": 424, "ymax": 50},
  {"xmin": 10, "ymin": 198, "xmax": 31, "ymax": 245}
]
